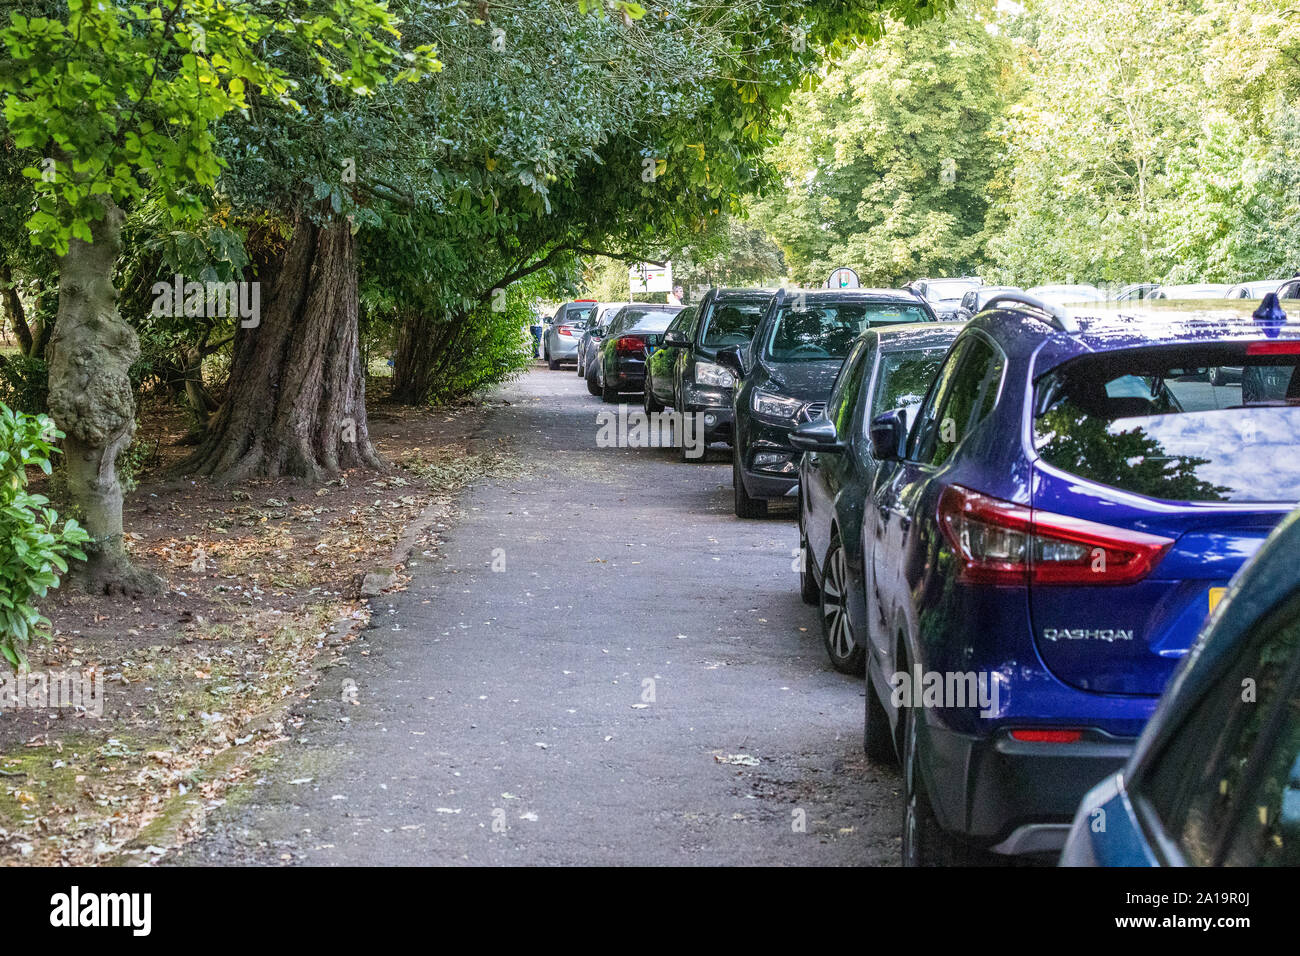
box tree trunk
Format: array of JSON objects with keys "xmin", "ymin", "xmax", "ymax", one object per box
[
  {"xmin": 46, "ymin": 198, "xmax": 162, "ymax": 596},
  {"xmin": 29, "ymin": 279, "xmax": 55, "ymax": 360},
  {"xmin": 390, "ymin": 310, "xmax": 464, "ymax": 405},
  {"xmin": 177, "ymin": 344, "xmax": 219, "ymax": 419},
  {"xmin": 0, "ymin": 262, "xmax": 33, "ymax": 355},
  {"xmin": 177, "ymin": 214, "xmax": 381, "ymax": 482}
]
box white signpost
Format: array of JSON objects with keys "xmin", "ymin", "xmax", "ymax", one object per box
[{"xmin": 630, "ymin": 262, "xmax": 673, "ymax": 295}]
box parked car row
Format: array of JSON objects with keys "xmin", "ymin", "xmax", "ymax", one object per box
[
  {"xmin": 901, "ymin": 275, "xmax": 1300, "ymax": 313},
  {"xmin": 545, "ymin": 287, "xmax": 1300, "ymax": 867}
]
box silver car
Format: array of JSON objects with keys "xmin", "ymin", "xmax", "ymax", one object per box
[
  {"xmin": 1225, "ymin": 279, "xmax": 1287, "ymax": 299},
  {"xmin": 576, "ymin": 303, "xmax": 623, "ymax": 376},
  {"xmin": 543, "ymin": 301, "xmax": 606, "ymax": 369},
  {"xmin": 1025, "ymin": 283, "xmax": 1106, "ymax": 305},
  {"xmin": 1148, "ymin": 283, "xmax": 1234, "ymax": 299}
]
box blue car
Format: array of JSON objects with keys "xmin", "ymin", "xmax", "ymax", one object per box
[
  {"xmin": 1062, "ymin": 504, "xmax": 1300, "ymax": 866},
  {"xmin": 863, "ymin": 292, "xmax": 1300, "ymax": 864}
]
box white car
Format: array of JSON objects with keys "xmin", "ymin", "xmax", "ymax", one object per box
[
  {"xmin": 1224, "ymin": 279, "xmax": 1286, "ymax": 300},
  {"xmin": 543, "ymin": 300, "xmax": 610, "ymax": 369},
  {"xmin": 1148, "ymin": 283, "xmax": 1234, "ymax": 299},
  {"xmin": 1026, "ymin": 283, "xmax": 1106, "ymax": 304}
]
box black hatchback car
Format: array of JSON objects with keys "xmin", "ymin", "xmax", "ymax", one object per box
[
  {"xmin": 586, "ymin": 303, "xmax": 684, "ymax": 402},
  {"xmin": 791, "ymin": 322, "xmax": 963, "ymax": 674},
  {"xmin": 718, "ymin": 289, "xmax": 937, "ymax": 518},
  {"xmin": 645, "ymin": 288, "xmax": 774, "ymax": 458}
]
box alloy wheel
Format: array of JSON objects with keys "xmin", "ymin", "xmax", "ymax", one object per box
[{"xmin": 821, "ymin": 546, "xmax": 854, "ymax": 659}]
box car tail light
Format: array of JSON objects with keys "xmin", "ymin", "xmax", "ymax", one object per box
[
  {"xmin": 615, "ymin": 335, "xmax": 646, "ymax": 354},
  {"xmin": 557, "ymin": 326, "xmax": 576, "ymax": 336},
  {"xmin": 1246, "ymin": 341, "xmax": 1300, "ymax": 356},
  {"xmin": 937, "ymin": 485, "xmax": 1173, "ymax": 587},
  {"xmin": 1010, "ymin": 729, "xmax": 1083, "ymax": 743}
]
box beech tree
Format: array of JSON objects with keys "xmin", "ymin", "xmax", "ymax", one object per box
[
  {"xmin": 0, "ymin": 0, "xmax": 942, "ymax": 598},
  {"xmin": 0, "ymin": 0, "xmax": 435, "ymax": 592}
]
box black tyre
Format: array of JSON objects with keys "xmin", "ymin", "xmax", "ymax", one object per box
[
  {"xmin": 732, "ymin": 443, "xmax": 767, "ymax": 518},
  {"xmin": 798, "ymin": 503, "xmax": 819, "ymax": 605},
  {"xmin": 901, "ymin": 702, "xmax": 985, "ymax": 866},
  {"xmin": 601, "ymin": 368, "xmax": 620, "ymax": 403},
  {"xmin": 548, "ymin": 355, "xmax": 560, "ymax": 371},
  {"xmin": 863, "ymin": 668, "xmax": 896, "ymax": 764},
  {"xmin": 819, "ymin": 533, "xmax": 866, "ymax": 675},
  {"xmin": 644, "ymin": 377, "xmax": 664, "ymax": 413},
  {"xmin": 586, "ymin": 363, "xmax": 601, "ymax": 396}
]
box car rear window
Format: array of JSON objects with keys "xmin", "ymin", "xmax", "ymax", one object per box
[
  {"xmin": 923, "ymin": 280, "xmax": 978, "ymax": 302},
  {"xmin": 764, "ymin": 301, "xmax": 931, "ymax": 362},
  {"xmin": 1033, "ymin": 344, "xmax": 1300, "ymax": 503},
  {"xmin": 563, "ymin": 305, "xmax": 596, "ymax": 325},
  {"xmin": 628, "ymin": 313, "xmax": 677, "ymax": 333}
]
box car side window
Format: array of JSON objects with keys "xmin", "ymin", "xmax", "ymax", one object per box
[
  {"xmin": 686, "ymin": 300, "xmax": 709, "ymax": 338},
  {"xmin": 667, "ymin": 307, "xmax": 695, "ymax": 336},
  {"xmin": 825, "ymin": 340, "xmax": 872, "ymax": 437},
  {"xmin": 907, "ymin": 341, "xmax": 969, "ymax": 464},
  {"xmin": 1136, "ymin": 597, "xmax": 1300, "ymax": 866},
  {"xmin": 1281, "ymin": 281, "xmax": 1300, "ymax": 300},
  {"xmin": 909, "ymin": 338, "xmax": 1004, "ymax": 467}
]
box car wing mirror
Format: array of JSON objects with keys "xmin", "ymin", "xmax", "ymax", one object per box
[
  {"xmin": 715, "ymin": 345, "xmax": 745, "ymax": 378},
  {"xmin": 869, "ymin": 408, "xmax": 908, "ymax": 461},
  {"xmin": 790, "ymin": 418, "xmax": 844, "ymax": 453},
  {"xmin": 663, "ymin": 329, "xmax": 688, "ymax": 348}
]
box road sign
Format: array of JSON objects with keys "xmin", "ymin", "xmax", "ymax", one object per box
[
  {"xmin": 630, "ymin": 262, "xmax": 673, "ymax": 294},
  {"xmin": 826, "ymin": 267, "xmax": 860, "ymax": 289}
]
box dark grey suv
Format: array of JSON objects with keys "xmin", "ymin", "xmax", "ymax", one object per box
[{"xmin": 644, "ymin": 288, "xmax": 774, "ymax": 459}]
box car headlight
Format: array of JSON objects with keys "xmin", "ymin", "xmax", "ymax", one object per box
[
  {"xmin": 694, "ymin": 361, "xmax": 735, "ymax": 388},
  {"xmin": 751, "ymin": 388, "xmax": 805, "ymax": 423}
]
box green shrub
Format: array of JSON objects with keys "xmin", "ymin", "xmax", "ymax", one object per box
[
  {"xmin": 0, "ymin": 354, "xmax": 49, "ymax": 415},
  {"xmin": 0, "ymin": 403, "xmax": 90, "ymax": 669}
]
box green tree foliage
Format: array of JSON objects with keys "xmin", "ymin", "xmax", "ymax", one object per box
[
  {"xmin": 754, "ymin": 0, "xmax": 1012, "ymax": 286},
  {"xmin": 0, "ymin": 0, "xmax": 433, "ymax": 254},
  {"xmin": 755, "ymin": 0, "xmax": 1300, "ymax": 290},
  {"xmin": 0, "ymin": 404, "xmax": 88, "ymax": 667},
  {"xmin": 985, "ymin": 0, "xmax": 1300, "ymax": 286},
  {"xmin": 984, "ymin": 0, "xmax": 1202, "ymax": 284},
  {"xmin": 672, "ymin": 216, "xmax": 786, "ymax": 291}
]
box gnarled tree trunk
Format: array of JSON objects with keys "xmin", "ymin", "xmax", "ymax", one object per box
[
  {"xmin": 46, "ymin": 198, "xmax": 161, "ymax": 595},
  {"xmin": 178, "ymin": 213, "xmax": 381, "ymax": 482}
]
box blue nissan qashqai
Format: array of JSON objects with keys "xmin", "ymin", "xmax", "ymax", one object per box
[{"xmin": 862, "ymin": 291, "xmax": 1300, "ymax": 865}]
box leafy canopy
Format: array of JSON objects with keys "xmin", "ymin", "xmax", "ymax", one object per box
[{"xmin": 0, "ymin": 0, "xmax": 438, "ymax": 254}]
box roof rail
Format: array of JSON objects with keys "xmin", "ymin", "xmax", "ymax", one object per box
[{"xmin": 983, "ymin": 292, "xmax": 1080, "ymax": 334}]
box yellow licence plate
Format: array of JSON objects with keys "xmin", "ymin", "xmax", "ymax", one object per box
[{"xmin": 1208, "ymin": 587, "xmax": 1228, "ymax": 613}]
